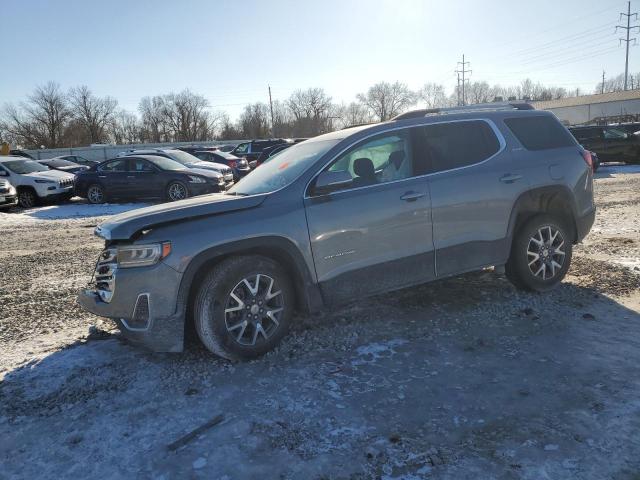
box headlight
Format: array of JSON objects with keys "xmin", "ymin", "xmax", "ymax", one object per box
[
  {"xmin": 117, "ymin": 242, "xmax": 171, "ymax": 268},
  {"xmin": 35, "ymin": 179, "xmax": 55, "ymax": 184},
  {"xmin": 187, "ymin": 175, "xmax": 206, "ymax": 184},
  {"xmin": 9, "ymin": 186, "xmax": 16, "ymax": 195}
]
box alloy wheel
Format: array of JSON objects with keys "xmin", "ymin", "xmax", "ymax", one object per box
[
  {"xmin": 224, "ymin": 274, "xmax": 284, "ymax": 346},
  {"xmin": 88, "ymin": 185, "xmax": 104, "ymax": 203},
  {"xmin": 526, "ymin": 225, "xmax": 566, "ymax": 280},
  {"xmin": 168, "ymin": 183, "xmax": 187, "ymax": 201}
]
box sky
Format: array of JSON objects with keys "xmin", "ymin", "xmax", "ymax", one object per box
[{"xmin": 0, "ymin": 0, "xmax": 634, "ymax": 119}]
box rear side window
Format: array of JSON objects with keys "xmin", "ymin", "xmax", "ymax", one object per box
[
  {"xmin": 414, "ymin": 120, "xmax": 501, "ymax": 174},
  {"xmin": 505, "ymin": 116, "xmax": 575, "ymax": 150}
]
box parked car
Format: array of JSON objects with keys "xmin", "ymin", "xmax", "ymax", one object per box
[
  {"xmin": 231, "ymin": 139, "xmax": 292, "ymax": 167},
  {"xmin": 255, "ymin": 143, "xmax": 293, "ymax": 165},
  {"xmin": 123, "ymin": 149, "xmax": 234, "ymax": 186},
  {"xmin": 8, "ymin": 149, "xmax": 34, "ymax": 159},
  {"xmin": 78, "ymin": 103, "xmax": 595, "ymax": 360},
  {"xmin": 55, "ymin": 155, "xmax": 100, "ymax": 167},
  {"xmin": 0, "ymin": 178, "xmax": 18, "ymax": 210},
  {"xmin": 569, "ymin": 125, "xmax": 640, "ymax": 164},
  {"xmin": 192, "ymin": 150, "xmax": 250, "ymax": 180},
  {"xmin": 0, "ymin": 156, "xmax": 75, "ymax": 208},
  {"xmin": 74, "ymin": 155, "xmax": 227, "ymax": 204},
  {"xmin": 216, "ymin": 145, "xmax": 236, "ymax": 152},
  {"xmin": 37, "ymin": 158, "xmax": 89, "ymax": 175},
  {"xmin": 175, "ymin": 145, "xmax": 219, "ymax": 155}
]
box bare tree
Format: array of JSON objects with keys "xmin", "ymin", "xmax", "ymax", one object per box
[
  {"xmin": 239, "ymin": 103, "xmax": 270, "ymax": 138},
  {"xmin": 356, "ymin": 81, "xmax": 417, "ymax": 121},
  {"xmin": 68, "ymin": 86, "xmax": 118, "ymax": 143},
  {"xmin": 162, "ymin": 90, "xmax": 212, "ymax": 141},
  {"xmin": 1, "ymin": 82, "xmax": 71, "ymax": 148},
  {"xmin": 110, "ymin": 110, "xmax": 141, "ymax": 144},
  {"xmin": 418, "ymin": 82, "xmax": 447, "ymax": 109},
  {"xmin": 286, "ymin": 88, "xmax": 334, "ymax": 136},
  {"xmin": 466, "ymin": 81, "xmax": 491, "ymax": 104},
  {"xmin": 335, "ymin": 102, "xmax": 372, "ymax": 128}
]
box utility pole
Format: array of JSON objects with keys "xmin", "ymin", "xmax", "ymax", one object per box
[
  {"xmin": 456, "ymin": 72, "xmax": 461, "ymax": 106},
  {"xmin": 617, "ymin": 1, "xmax": 639, "ymax": 90},
  {"xmin": 601, "ymin": 70, "xmax": 606, "ymax": 94},
  {"xmin": 268, "ymin": 85, "xmax": 275, "ymax": 137},
  {"xmin": 455, "ymin": 54, "xmax": 471, "ymax": 105}
]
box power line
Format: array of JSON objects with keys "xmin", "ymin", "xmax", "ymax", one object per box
[
  {"xmin": 455, "ymin": 54, "xmax": 471, "ymax": 105},
  {"xmin": 616, "ymin": 0, "xmax": 639, "ymax": 90}
]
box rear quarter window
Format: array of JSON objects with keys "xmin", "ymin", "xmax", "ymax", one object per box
[{"xmin": 505, "ymin": 116, "xmax": 576, "ymax": 150}]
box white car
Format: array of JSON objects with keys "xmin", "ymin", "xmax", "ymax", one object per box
[
  {"xmin": 0, "ymin": 178, "xmax": 18, "ymax": 210},
  {"xmin": 0, "ymin": 156, "xmax": 75, "ymax": 208}
]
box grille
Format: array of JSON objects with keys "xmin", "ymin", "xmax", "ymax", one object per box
[
  {"xmin": 58, "ymin": 178, "xmax": 74, "ymax": 188},
  {"xmin": 93, "ymin": 248, "xmax": 117, "ymax": 303}
]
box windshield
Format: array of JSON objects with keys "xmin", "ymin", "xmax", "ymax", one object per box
[
  {"xmin": 228, "ymin": 139, "xmax": 339, "ymax": 195},
  {"xmin": 148, "ymin": 156, "xmax": 187, "ymax": 171},
  {"xmin": 165, "ymin": 150, "xmax": 200, "ymax": 165},
  {"xmin": 3, "ymin": 160, "xmax": 50, "ymax": 174}
]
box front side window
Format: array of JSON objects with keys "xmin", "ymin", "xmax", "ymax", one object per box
[
  {"xmin": 99, "ymin": 159, "xmax": 128, "ymax": 172},
  {"xmin": 326, "ymin": 132, "xmax": 412, "ymax": 189},
  {"xmin": 233, "ymin": 143, "xmax": 249, "ymax": 155},
  {"xmin": 603, "ymin": 128, "xmax": 627, "ymax": 139},
  {"xmin": 414, "ymin": 120, "xmax": 501, "ymax": 174}
]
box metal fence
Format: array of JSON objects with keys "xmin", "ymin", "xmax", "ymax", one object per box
[{"xmin": 23, "ymin": 140, "xmax": 247, "ymax": 161}]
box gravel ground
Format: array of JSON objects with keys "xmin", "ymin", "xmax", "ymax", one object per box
[{"xmin": 0, "ymin": 165, "xmax": 639, "ymax": 479}]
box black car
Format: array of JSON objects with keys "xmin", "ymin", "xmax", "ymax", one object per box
[
  {"xmin": 569, "ymin": 125, "xmax": 640, "ymax": 164},
  {"xmin": 193, "ymin": 150, "xmax": 250, "ymax": 180},
  {"xmin": 231, "ymin": 139, "xmax": 292, "ymax": 167},
  {"xmin": 175, "ymin": 145, "xmax": 219, "ymax": 155},
  {"xmin": 38, "ymin": 158, "xmax": 89, "ymax": 174},
  {"xmin": 255, "ymin": 143, "xmax": 293, "ymax": 165},
  {"xmin": 74, "ymin": 155, "xmax": 226, "ymax": 204},
  {"xmin": 56, "ymin": 155, "xmax": 101, "ymax": 167}
]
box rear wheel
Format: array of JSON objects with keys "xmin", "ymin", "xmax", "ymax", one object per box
[
  {"xmin": 17, "ymin": 188, "xmax": 38, "ymax": 208},
  {"xmin": 87, "ymin": 184, "xmax": 105, "ymax": 204},
  {"xmin": 193, "ymin": 255, "xmax": 294, "ymax": 360},
  {"xmin": 166, "ymin": 181, "xmax": 188, "ymax": 201},
  {"xmin": 506, "ymin": 214, "xmax": 573, "ymax": 292}
]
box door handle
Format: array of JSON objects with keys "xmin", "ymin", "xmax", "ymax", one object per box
[
  {"xmin": 98, "ymin": 175, "xmax": 106, "ymax": 179},
  {"xmin": 499, "ymin": 173, "xmax": 523, "ymax": 184},
  {"xmin": 400, "ymin": 191, "xmax": 426, "ymax": 202}
]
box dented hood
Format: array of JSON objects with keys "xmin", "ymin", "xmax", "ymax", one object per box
[{"xmin": 95, "ymin": 193, "xmax": 267, "ymax": 240}]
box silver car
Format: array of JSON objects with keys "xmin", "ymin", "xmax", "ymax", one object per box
[{"xmin": 78, "ymin": 103, "xmax": 596, "ymax": 360}]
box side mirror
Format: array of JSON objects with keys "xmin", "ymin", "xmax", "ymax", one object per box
[{"xmin": 312, "ymin": 170, "xmax": 352, "ymax": 195}]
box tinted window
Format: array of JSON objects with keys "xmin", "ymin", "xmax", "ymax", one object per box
[
  {"xmin": 129, "ymin": 158, "xmax": 155, "ymax": 172},
  {"xmin": 233, "ymin": 143, "xmax": 249, "ymax": 154},
  {"xmin": 570, "ymin": 128, "xmax": 601, "ymax": 141},
  {"xmin": 415, "ymin": 120, "xmax": 500, "ymax": 174},
  {"xmin": 603, "ymin": 128, "xmax": 627, "ymax": 139},
  {"xmin": 99, "ymin": 159, "xmax": 128, "ymax": 172},
  {"xmin": 505, "ymin": 116, "xmax": 575, "ymax": 150}
]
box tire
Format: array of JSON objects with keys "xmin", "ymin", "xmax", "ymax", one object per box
[
  {"xmin": 166, "ymin": 181, "xmax": 189, "ymax": 202},
  {"xmin": 17, "ymin": 188, "xmax": 38, "ymax": 209},
  {"xmin": 505, "ymin": 214, "xmax": 573, "ymax": 292},
  {"xmin": 193, "ymin": 255, "xmax": 295, "ymax": 360},
  {"xmin": 87, "ymin": 184, "xmax": 105, "ymax": 204}
]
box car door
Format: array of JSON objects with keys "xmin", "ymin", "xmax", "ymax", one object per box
[
  {"xmin": 304, "ymin": 129, "xmax": 434, "ymax": 305},
  {"xmin": 97, "ymin": 158, "xmax": 130, "ymax": 196},
  {"xmin": 602, "ymin": 127, "xmax": 638, "ymax": 163},
  {"xmin": 420, "ymin": 119, "xmax": 528, "ymax": 277},
  {"xmin": 127, "ymin": 157, "xmax": 163, "ymax": 198}
]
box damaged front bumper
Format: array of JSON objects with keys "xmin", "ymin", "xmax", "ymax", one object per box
[{"xmin": 77, "ymin": 261, "xmax": 186, "ymax": 352}]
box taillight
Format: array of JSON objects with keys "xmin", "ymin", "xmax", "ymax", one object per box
[{"xmin": 582, "ymin": 150, "xmax": 593, "ymax": 171}]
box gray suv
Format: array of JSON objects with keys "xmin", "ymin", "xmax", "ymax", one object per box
[{"xmin": 78, "ymin": 103, "xmax": 596, "ymax": 360}]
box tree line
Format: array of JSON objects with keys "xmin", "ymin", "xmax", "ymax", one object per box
[{"xmin": 0, "ymin": 74, "xmax": 631, "ymax": 149}]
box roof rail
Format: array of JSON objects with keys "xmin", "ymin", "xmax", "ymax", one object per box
[{"xmin": 393, "ymin": 101, "xmax": 534, "ymax": 120}]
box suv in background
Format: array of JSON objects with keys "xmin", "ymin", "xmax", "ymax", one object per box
[
  {"xmin": 192, "ymin": 150, "xmax": 251, "ymax": 180},
  {"xmin": 78, "ymin": 104, "xmax": 595, "ymax": 360},
  {"xmin": 569, "ymin": 125, "xmax": 640, "ymax": 164},
  {"xmin": 0, "ymin": 156, "xmax": 75, "ymax": 208},
  {"xmin": 231, "ymin": 139, "xmax": 292, "ymax": 167}
]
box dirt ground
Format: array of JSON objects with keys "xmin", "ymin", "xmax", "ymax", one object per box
[{"xmin": 1, "ymin": 165, "xmax": 639, "ymax": 480}]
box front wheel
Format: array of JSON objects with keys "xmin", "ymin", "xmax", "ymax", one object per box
[
  {"xmin": 17, "ymin": 189, "xmax": 38, "ymax": 208},
  {"xmin": 505, "ymin": 214, "xmax": 573, "ymax": 292},
  {"xmin": 166, "ymin": 181, "xmax": 189, "ymax": 202},
  {"xmin": 193, "ymin": 256, "xmax": 295, "ymax": 360},
  {"xmin": 87, "ymin": 184, "xmax": 105, "ymax": 204}
]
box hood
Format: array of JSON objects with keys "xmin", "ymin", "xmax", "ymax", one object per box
[
  {"xmin": 96, "ymin": 192, "xmax": 268, "ymax": 240},
  {"xmin": 27, "ymin": 169, "xmax": 75, "ymax": 180},
  {"xmin": 187, "ymin": 167, "xmax": 223, "ymax": 179},
  {"xmin": 186, "ymin": 161, "xmax": 228, "ymax": 172}
]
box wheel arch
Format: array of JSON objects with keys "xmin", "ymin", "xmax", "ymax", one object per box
[
  {"xmin": 507, "ymin": 186, "xmax": 579, "ymax": 245},
  {"xmin": 175, "ymin": 236, "xmax": 323, "ymax": 339}
]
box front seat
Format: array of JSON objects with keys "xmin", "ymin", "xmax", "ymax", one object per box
[{"xmin": 352, "ymin": 157, "xmax": 377, "ymax": 187}]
